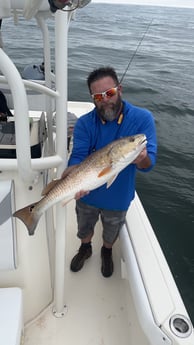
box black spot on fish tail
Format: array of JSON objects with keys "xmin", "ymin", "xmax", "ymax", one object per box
[
  {"xmin": 13, "ymin": 202, "xmax": 41, "ymax": 236},
  {"xmin": 29, "ymin": 205, "xmax": 35, "ymax": 212}
]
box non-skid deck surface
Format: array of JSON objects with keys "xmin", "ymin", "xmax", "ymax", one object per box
[{"xmin": 24, "ymin": 202, "xmax": 146, "ymax": 345}]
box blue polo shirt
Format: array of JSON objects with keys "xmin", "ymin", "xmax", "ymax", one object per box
[{"xmin": 68, "ymin": 100, "xmax": 157, "ymax": 211}]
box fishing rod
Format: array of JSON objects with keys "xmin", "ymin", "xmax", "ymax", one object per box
[{"xmin": 119, "ymin": 19, "xmax": 153, "ymax": 84}]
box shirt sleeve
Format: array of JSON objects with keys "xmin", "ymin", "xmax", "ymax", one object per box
[
  {"xmin": 136, "ymin": 109, "xmax": 157, "ymax": 172},
  {"xmin": 68, "ymin": 114, "xmax": 92, "ymax": 166}
]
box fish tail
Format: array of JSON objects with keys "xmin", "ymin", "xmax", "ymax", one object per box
[{"xmin": 13, "ymin": 202, "xmax": 41, "ymax": 236}]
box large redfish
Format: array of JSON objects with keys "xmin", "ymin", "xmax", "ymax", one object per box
[{"xmin": 13, "ymin": 134, "xmax": 147, "ymax": 235}]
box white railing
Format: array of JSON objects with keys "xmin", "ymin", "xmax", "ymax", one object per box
[
  {"xmin": 0, "ymin": 12, "xmax": 70, "ymax": 184},
  {"xmin": 0, "ymin": 9, "xmax": 72, "ymax": 315}
]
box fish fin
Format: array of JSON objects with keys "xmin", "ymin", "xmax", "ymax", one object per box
[
  {"xmin": 61, "ymin": 198, "xmax": 72, "ymax": 207},
  {"xmin": 61, "ymin": 201, "xmax": 67, "ymax": 207},
  {"xmin": 61, "ymin": 165, "xmax": 77, "ymax": 179},
  {"xmin": 42, "ymin": 165, "xmax": 76, "ymax": 196},
  {"xmin": 106, "ymin": 174, "xmax": 118, "ymax": 188},
  {"xmin": 98, "ymin": 166, "xmax": 112, "ymax": 177},
  {"xmin": 98, "ymin": 165, "xmax": 118, "ymax": 188},
  {"xmin": 13, "ymin": 202, "xmax": 41, "ymax": 236},
  {"xmin": 41, "ymin": 179, "xmax": 60, "ymax": 196}
]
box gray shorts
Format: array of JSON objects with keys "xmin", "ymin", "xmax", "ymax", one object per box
[{"xmin": 75, "ymin": 200, "xmax": 127, "ymax": 245}]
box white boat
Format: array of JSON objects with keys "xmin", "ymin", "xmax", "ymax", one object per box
[{"xmin": 0, "ymin": 1, "xmax": 193, "ymax": 344}]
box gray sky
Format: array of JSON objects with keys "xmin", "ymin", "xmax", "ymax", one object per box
[{"xmin": 92, "ymin": 0, "xmax": 194, "ymax": 8}]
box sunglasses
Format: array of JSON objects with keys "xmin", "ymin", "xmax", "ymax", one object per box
[{"xmin": 91, "ymin": 86, "xmax": 118, "ymax": 102}]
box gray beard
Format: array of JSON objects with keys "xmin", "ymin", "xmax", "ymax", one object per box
[
  {"xmin": 97, "ymin": 98, "xmax": 122, "ymax": 122},
  {"xmin": 99, "ymin": 109, "xmax": 118, "ymax": 122}
]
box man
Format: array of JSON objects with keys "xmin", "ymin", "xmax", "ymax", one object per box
[{"xmin": 67, "ymin": 66, "xmax": 157, "ymax": 277}]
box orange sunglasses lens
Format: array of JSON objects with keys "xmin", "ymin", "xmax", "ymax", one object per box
[{"xmin": 92, "ymin": 86, "xmax": 118, "ymax": 102}]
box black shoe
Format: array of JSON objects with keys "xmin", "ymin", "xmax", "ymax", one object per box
[
  {"xmin": 101, "ymin": 246, "xmax": 114, "ymax": 278},
  {"xmin": 70, "ymin": 243, "xmax": 92, "ymax": 272}
]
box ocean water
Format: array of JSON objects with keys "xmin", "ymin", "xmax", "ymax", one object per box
[{"xmin": 1, "ymin": 3, "xmax": 194, "ymax": 322}]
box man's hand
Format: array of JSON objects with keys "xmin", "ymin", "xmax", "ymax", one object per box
[
  {"xmin": 74, "ymin": 190, "xmax": 90, "ymax": 200},
  {"xmin": 133, "ymin": 147, "xmax": 151, "ymax": 169},
  {"xmin": 133, "ymin": 147, "xmax": 147, "ymax": 165}
]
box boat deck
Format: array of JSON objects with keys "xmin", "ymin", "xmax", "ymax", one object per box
[{"xmin": 24, "ymin": 202, "xmax": 147, "ymax": 345}]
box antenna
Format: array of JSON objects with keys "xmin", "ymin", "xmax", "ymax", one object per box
[{"xmin": 119, "ymin": 19, "xmax": 153, "ymax": 84}]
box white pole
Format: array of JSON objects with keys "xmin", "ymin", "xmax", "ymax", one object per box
[
  {"xmin": 52, "ymin": 9, "xmax": 69, "ymax": 316},
  {"xmin": 36, "ymin": 15, "xmax": 55, "ymax": 155}
]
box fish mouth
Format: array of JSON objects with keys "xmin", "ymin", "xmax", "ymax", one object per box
[
  {"xmin": 129, "ymin": 134, "xmax": 147, "ymax": 144},
  {"xmin": 141, "ymin": 138, "xmax": 147, "ymax": 145},
  {"xmin": 137, "ymin": 135, "xmax": 147, "ymax": 146}
]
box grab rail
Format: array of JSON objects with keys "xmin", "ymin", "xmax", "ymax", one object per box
[
  {"xmin": 0, "ymin": 51, "xmax": 62, "ymax": 182},
  {"xmin": 0, "ymin": 48, "xmax": 36, "ymax": 183}
]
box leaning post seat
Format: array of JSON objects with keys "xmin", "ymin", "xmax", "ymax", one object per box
[{"xmin": 0, "ymin": 112, "xmax": 47, "ymax": 159}]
